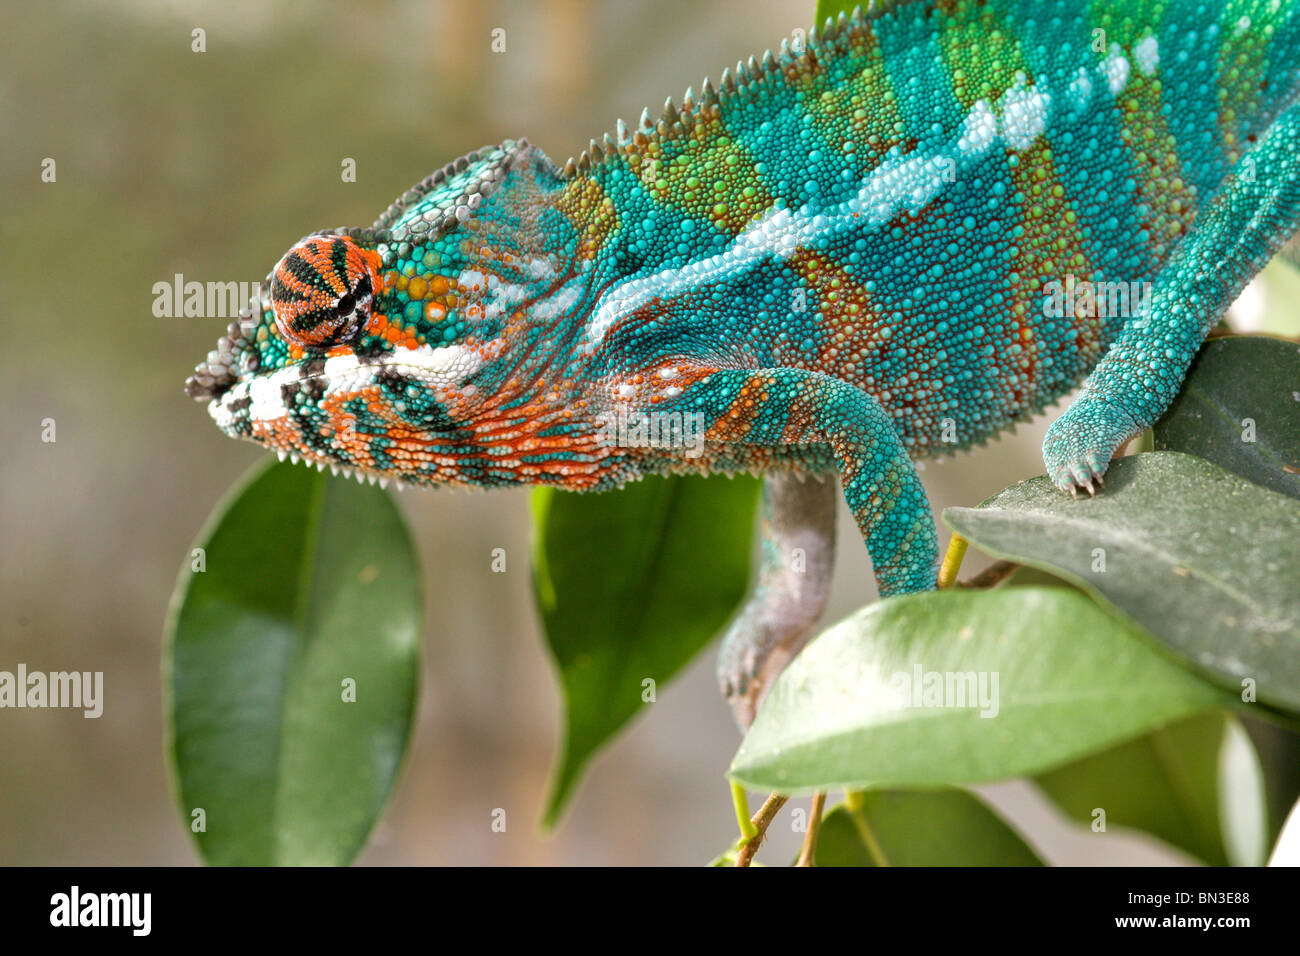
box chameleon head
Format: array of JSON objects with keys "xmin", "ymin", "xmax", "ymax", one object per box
[
  {"xmin": 185, "ymin": 139, "xmax": 602, "ymax": 489},
  {"xmin": 185, "ymin": 228, "xmax": 499, "ymax": 487}
]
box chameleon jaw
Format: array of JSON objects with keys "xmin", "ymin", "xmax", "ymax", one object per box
[{"xmin": 201, "ymin": 342, "xmax": 490, "ymax": 487}]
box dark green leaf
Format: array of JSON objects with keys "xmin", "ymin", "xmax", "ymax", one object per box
[
  {"xmin": 813, "ymin": 791, "xmax": 1043, "ymax": 866},
  {"xmin": 1271, "ymin": 796, "xmax": 1300, "ymax": 865},
  {"xmin": 165, "ymin": 460, "xmax": 422, "ymax": 865},
  {"xmin": 532, "ymin": 474, "xmax": 760, "ymax": 826},
  {"xmin": 1153, "ymin": 336, "xmax": 1300, "ymax": 498},
  {"xmin": 945, "ymin": 452, "xmax": 1300, "ymax": 713},
  {"xmin": 1036, "ymin": 712, "xmax": 1268, "ymax": 866},
  {"xmin": 1242, "ymin": 716, "xmax": 1300, "ymax": 848},
  {"xmin": 729, "ymin": 586, "xmax": 1228, "ymax": 793}
]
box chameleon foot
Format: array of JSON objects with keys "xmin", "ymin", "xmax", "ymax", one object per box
[{"xmin": 1042, "ymin": 396, "xmax": 1142, "ymax": 495}]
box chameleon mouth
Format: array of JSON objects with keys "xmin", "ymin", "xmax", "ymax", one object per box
[{"xmin": 198, "ymin": 341, "xmax": 487, "ymax": 478}]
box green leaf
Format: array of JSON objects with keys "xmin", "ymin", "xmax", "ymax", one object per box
[
  {"xmin": 1036, "ymin": 712, "xmax": 1268, "ymax": 866},
  {"xmin": 944, "ymin": 452, "xmax": 1300, "ymax": 713},
  {"xmin": 813, "ymin": 791, "xmax": 1043, "ymax": 866},
  {"xmin": 1153, "ymin": 336, "xmax": 1300, "ymax": 498},
  {"xmin": 532, "ymin": 474, "xmax": 760, "ymax": 826},
  {"xmin": 815, "ymin": 0, "xmax": 859, "ymax": 26},
  {"xmin": 164, "ymin": 460, "xmax": 422, "ymax": 865},
  {"xmin": 729, "ymin": 586, "xmax": 1228, "ymax": 793}
]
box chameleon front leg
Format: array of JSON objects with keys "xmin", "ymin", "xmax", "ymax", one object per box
[
  {"xmin": 645, "ymin": 367, "xmax": 939, "ymax": 724},
  {"xmin": 717, "ymin": 472, "xmax": 837, "ymax": 729},
  {"xmin": 1044, "ymin": 100, "xmax": 1300, "ymax": 493}
]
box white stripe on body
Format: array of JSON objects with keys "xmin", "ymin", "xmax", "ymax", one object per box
[{"xmin": 582, "ymin": 53, "xmax": 1132, "ymax": 350}]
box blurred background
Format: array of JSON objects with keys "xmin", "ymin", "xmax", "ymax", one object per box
[{"xmin": 2, "ymin": 0, "xmax": 1297, "ymax": 866}]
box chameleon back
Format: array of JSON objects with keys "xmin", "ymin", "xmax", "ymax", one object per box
[{"xmin": 559, "ymin": 0, "xmax": 1300, "ymax": 461}]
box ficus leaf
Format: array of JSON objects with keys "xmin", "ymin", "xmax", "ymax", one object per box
[
  {"xmin": 165, "ymin": 460, "xmax": 422, "ymax": 865},
  {"xmin": 730, "ymin": 586, "xmax": 1228, "ymax": 793},
  {"xmin": 945, "ymin": 452, "xmax": 1300, "ymax": 713},
  {"xmin": 532, "ymin": 474, "xmax": 759, "ymax": 826}
]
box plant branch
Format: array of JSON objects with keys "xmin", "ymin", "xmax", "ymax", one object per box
[
  {"xmin": 734, "ymin": 792, "xmax": 789, "ymax": 866},
  {"xmin": 795, "ymin": 792, "xmax": 827, "ymax": 866},
  {"xmin": 959, "ymin": 559, "xmax": 1020, "ymax": 589}
]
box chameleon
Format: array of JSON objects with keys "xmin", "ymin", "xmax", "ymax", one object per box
[{"xmin": 187, "ymin": 0, "xmax": 1300, "ymax": 728}]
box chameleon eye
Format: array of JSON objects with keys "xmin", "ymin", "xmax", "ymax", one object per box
[{"xmin": 270, "ymin": 235, "xmax": 381, "ymax": 348}]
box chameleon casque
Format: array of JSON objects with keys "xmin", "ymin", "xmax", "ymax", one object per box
[{"xmin": 187, "ymin": 0, "xmax": 1300, "ymax": 727}]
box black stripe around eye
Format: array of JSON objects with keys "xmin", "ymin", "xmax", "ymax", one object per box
[
  {"xmin": 291, "ymin": 305, "xmax": 337, "ymax": 334},
  {"xmin": 283, "ymin": 257, "xmax": 328, "ymax": 295},
  {"xmin": 273, "ymin": 285, "xmax": 312, "ymax": 303},
  {"xmin": 330, "ymin": 240, "xmax": 351, "ymax": 289},
  {"xmin": 286, "ymin": 252, "xmax": 319, "ymax": 282}
]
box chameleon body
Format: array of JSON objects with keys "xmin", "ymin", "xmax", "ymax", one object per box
[{"xmin": 188, "ymin": 1, "xmax": 1300, "ymax": 726}]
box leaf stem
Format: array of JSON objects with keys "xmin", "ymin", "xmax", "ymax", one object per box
[
  {"xmin": 937, "ymin": 533, "xmax": 968, "ymax": 588},
  {"xmin": 735, "ymin": 792, "xmax": 789, "ymax": 866},
  {"xmin": 795, "ymin": 791, "xmax": 827, "ymax": 866},
  {"xmin": 731, "ymin": 781, "xmax": 757, "ymax": 841}
]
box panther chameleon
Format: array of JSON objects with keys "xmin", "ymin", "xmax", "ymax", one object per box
[{"xmin": 187, "ymin": 1, "xmax": 1300, "ymax": 726}]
